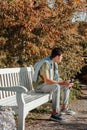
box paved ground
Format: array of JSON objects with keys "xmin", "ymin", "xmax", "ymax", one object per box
[{"xmin": 25, "ymin": 85, "xmax": 87, "ymax": 130}]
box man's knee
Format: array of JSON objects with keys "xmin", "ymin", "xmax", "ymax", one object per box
[
  {"xmin": 54, "ymin": 84, "xmax": 60, "ymax": 91},
  {"xmin": 63, "ymin": 87, "xmax": 70, "ymax": 93}
]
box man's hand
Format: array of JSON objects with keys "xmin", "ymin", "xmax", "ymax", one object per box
[
  {"xmin": 68, "ymin": 82, "xmax": 74, "ymax": 88},
  {"xmin": 63, "ymin": 81, "xmax": 74, "ymax": 88}
]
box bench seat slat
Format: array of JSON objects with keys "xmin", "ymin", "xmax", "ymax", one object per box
[
  {"xmin": 25, "ymin": 93, "xmax": 51, "ymax": 112},
  {"xmin": 0, "ymin": 95, "xmax": 17, "ymax": 106},
  {"xmin": 0, "ymin": 92, "xmax": 51, "ymax": 107}
]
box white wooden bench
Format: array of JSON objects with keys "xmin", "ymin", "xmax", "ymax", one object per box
[{"xmin": 0, "ymin": 66, "xmax": 52, "ymax": 130}]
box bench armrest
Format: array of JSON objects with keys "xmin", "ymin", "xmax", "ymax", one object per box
[
  {"xmin": 0, "ymin": 86, "xmax": 28, "ymax": 93},
  {"xmin": 0, "ymin": 86, "xmax": 28, "ymax": 107}
]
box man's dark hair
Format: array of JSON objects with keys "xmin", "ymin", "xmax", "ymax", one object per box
[{"xmin": 50, "ymin": 47, "xmax": 64, "ymax": 59}]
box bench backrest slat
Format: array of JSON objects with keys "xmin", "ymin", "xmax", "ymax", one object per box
[{"xmin": 0, "ymin": 66, "xmax": 34, "ymax": 99}]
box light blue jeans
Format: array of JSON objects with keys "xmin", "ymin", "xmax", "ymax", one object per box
[{"xmin": 36, "ymin": 83, "xmax": 70, "ymax": 111}]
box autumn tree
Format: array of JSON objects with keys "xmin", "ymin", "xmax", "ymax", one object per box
[{"xmin": 0, "ymin": 0, "xmax": 87, "ymax": 80}]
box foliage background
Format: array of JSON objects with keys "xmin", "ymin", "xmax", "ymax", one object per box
[{"xmin": 0, "ymin": 0, "xmax": 87, "ymax": 80}]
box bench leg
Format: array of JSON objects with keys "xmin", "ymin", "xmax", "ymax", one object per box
[
  {"xmin": 18, "ymin": 108, "xmax": 25, "ymax": 130},
  {"xmin": 16, "ymin": 93, "xmax": 25, "ymax": 130}
]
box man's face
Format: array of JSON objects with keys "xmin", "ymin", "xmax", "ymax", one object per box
[{"xmin": 55, "ymin": 54, "xmax": 63, "ymax": 63}]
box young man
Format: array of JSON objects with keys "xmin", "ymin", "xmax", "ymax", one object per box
[{"xmin": 33, "ymin": 47, "xmax": 75, "ymax": 122}]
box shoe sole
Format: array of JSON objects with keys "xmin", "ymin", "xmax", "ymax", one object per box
[
  {"xmin": 50, "ymin": 117, "xmax": 62, "ymax": 122},
  {"xmin": 50, "ymin": 117, "xmax": 68, "ymax": 124},
  {"xmin": 61, "ymin": 112, "xmax": 76, "ymax": 115}
]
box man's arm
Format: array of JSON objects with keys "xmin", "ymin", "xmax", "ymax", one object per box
[{"xmin": 43, "ymin": 74, "xmax": 74, "ymax": 88}]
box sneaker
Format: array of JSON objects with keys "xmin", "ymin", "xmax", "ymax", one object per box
[
  {"xmin": 50, "ymin": 114, "xmax": 67, "ymax": 123},
  {"xmin": 61, "ymin": 108, "xmax": 76, "ymax": 115}
]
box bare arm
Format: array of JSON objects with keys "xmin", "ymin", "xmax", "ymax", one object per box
[{"xmin": 43, "ymin": 74, "xmax": 74, "ymax": 88}]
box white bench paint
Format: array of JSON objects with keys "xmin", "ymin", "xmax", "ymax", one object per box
[{"xmin": 0, "ymin": 66, "xmax": 52, "ymax": 130}]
